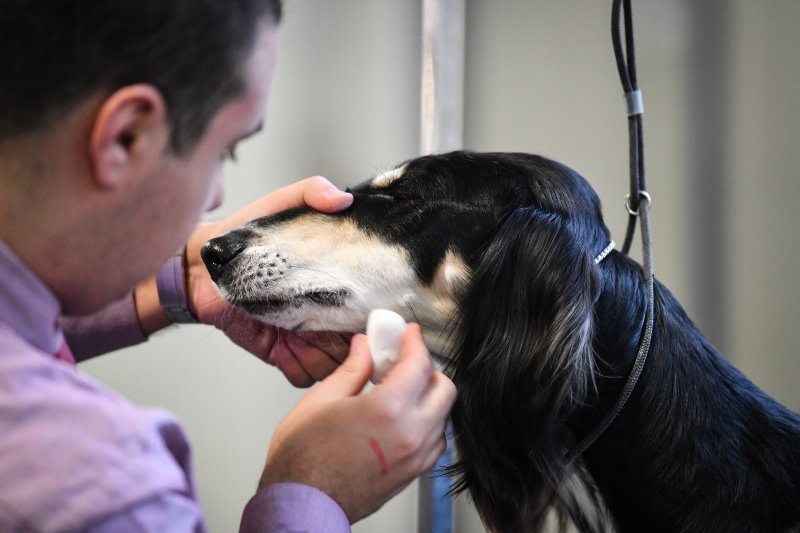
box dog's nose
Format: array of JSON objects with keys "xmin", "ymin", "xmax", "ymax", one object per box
[{"xmin": 201, "ymin": 235, "xmax": 246, "ymax": 282}]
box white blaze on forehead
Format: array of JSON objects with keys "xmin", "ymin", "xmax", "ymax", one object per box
[{"xmin": 370, "ymin": 164, "xmax": 407, "ymax": 188}]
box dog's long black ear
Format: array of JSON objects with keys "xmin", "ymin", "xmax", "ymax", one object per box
[{"xmin": 446, "ymin": 207, "xmax": 601, "ymax": 532}]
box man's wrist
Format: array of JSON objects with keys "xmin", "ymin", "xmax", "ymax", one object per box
[{"xmin": 155, "ymin": 249, "xmax": 199, "ymax": 324}]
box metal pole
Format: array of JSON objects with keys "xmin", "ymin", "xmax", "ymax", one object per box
[
  {"xmin": 420, "ymin": 0, "xmax": 465, "ymax": 155},
  {"xmin": 418, "ymin": 1, "xmax": 464, "ymax": 532}
]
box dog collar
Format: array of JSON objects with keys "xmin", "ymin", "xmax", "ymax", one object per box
[{"xmin": 594, "ymin": 240, "xmax": 615, "ymax": 264}]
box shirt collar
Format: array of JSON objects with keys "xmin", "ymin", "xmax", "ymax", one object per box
[{"xmin": 0, "ymin": 240, "xmax": 63, "ymax": 354}]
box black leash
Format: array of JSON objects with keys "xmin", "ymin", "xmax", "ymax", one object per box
[
  {"xmin": 614, "ymin": 0, "xmax": 649, "ymax": 255},
  {"xmin": 566, "ymin": 0, "xmax": 655, "ymax": 463}
]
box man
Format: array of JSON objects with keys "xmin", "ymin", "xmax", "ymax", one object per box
[{"xmin": 0, "ymin": 1, "xmax": 456, "ymax": 531}]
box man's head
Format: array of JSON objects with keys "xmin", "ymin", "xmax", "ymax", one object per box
[
  {"xmin": 0, "ymin": 1, "xmax": 283, "ymax": 314},
  {"xmin": 0, "ymin": 0, "xmax": 282, "ymax": 154}
]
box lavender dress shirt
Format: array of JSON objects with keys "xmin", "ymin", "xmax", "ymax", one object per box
[{"xmin": 0, "ymin": 240, "xmax": 349, "ymax": 532}]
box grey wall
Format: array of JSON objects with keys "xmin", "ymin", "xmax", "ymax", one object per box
[{"xmin": 82, "ymin": 1, "xmax": 800, "ymax": 531}]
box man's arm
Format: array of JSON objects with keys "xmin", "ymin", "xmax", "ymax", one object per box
[
  {"xmin": 82, "ymin": 485, "xmax": 350, "ymax": 533},
  {"xmin": 59, "ymin": 293, "xmax": 147, "ymax": 361}
]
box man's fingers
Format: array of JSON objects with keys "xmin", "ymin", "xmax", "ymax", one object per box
[
  {"xmin": 379, "ymin": 324, "xmax": 436, "ymax": 399},
  {"xmin": 285, "ymin": 333, "xmax": 342, "ymax": 382},
  {"xmin": 418, "ymin": 370, "xmax": 457, "ymax": 422},
  {"xmin": 296, "ymin": 331, "xmax": 353, "ymax": 364},
  {"xmin": 305, "ymin": 334, "xmax": 372, "ymax": 400},
  {"xmin": 224, "ymin": 176, "xmax": 352, "ymax": 230},
  {"xmin": 272, "ymin": 340, "xmax": 315, "ymax": 388},
  {"xmin": 420, "ymin": 433, "xmax": 449, "ymax": 474},
  {"xmin": 299, "ymin": 176, "xmax": 354, "ymax": 213}
]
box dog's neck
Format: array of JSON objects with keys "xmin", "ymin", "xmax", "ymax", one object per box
[
  {"xmin": 569, "ymin": 254, "xmax": 650, "ymax": 437},
  {"xmin": 421, "ymin": 328, "xmax": 453, "ymax": 366},
  {"xmin": 569, "ymin": 253, "xmax": 800, "ymax": 530}
]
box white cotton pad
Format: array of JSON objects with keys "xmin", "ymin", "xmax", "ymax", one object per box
[{"xmin": 366, "ymin": 309, "xmax": 407, "ymax": 383}]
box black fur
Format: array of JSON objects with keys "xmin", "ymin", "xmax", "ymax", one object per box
[{"xmin": 210, "ymin": 151, "xmax": 800, "ymax": 532}]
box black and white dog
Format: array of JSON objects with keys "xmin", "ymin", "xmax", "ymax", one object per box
[{"xmin": 202, "ymin": 151, "xmax": 800, "ymax": 532}]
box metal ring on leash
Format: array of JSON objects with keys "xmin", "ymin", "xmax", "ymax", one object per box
[{"xmin": 625, "ymin": 190, "xmax": 652, "ymax": 216}]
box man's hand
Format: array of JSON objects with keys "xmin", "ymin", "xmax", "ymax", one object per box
[
  {"xmin": 185, "ymin": 176, "xmax": 354, "ymax": 386},
  {"xmin": 259, "ymin": 325, "xmax": 457, "ymax": 523}
]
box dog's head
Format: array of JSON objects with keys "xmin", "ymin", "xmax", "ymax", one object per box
[{"xmin": 203, "ymin": 150, "xmax": 614, "ymax": 531}]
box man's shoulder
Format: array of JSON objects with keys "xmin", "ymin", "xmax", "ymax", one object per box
[{"xmin": 0, "ymin": 322, "xmax": 194, "ymax": 531}]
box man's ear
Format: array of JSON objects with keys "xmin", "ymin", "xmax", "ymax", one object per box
[{"xmin": 89, "ymin": 84, "xmax": 168, "ymax": 189}]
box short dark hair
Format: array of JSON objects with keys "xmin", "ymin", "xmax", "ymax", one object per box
[{"xmin": 0, "ymin": 0, "xmax": 283, "ymax": 154}]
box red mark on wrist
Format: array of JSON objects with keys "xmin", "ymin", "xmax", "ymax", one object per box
[{"xmin": 368, "ymin": 438, "xmax": 389, "ymax": 476}]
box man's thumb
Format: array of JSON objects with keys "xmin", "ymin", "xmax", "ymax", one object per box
[{"xmin": 312, "ymin": 334, "xmax": 372, "ymax": 398}]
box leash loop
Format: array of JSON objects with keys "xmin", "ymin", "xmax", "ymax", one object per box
[{"xmin": 625, "ymin": 190, "xmax": 651, "ymax": 216}]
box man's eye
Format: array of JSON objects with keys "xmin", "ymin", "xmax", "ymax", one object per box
[{"xmin": 222, "ymin": 146, "xmax": 239, "ymax": 163}]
